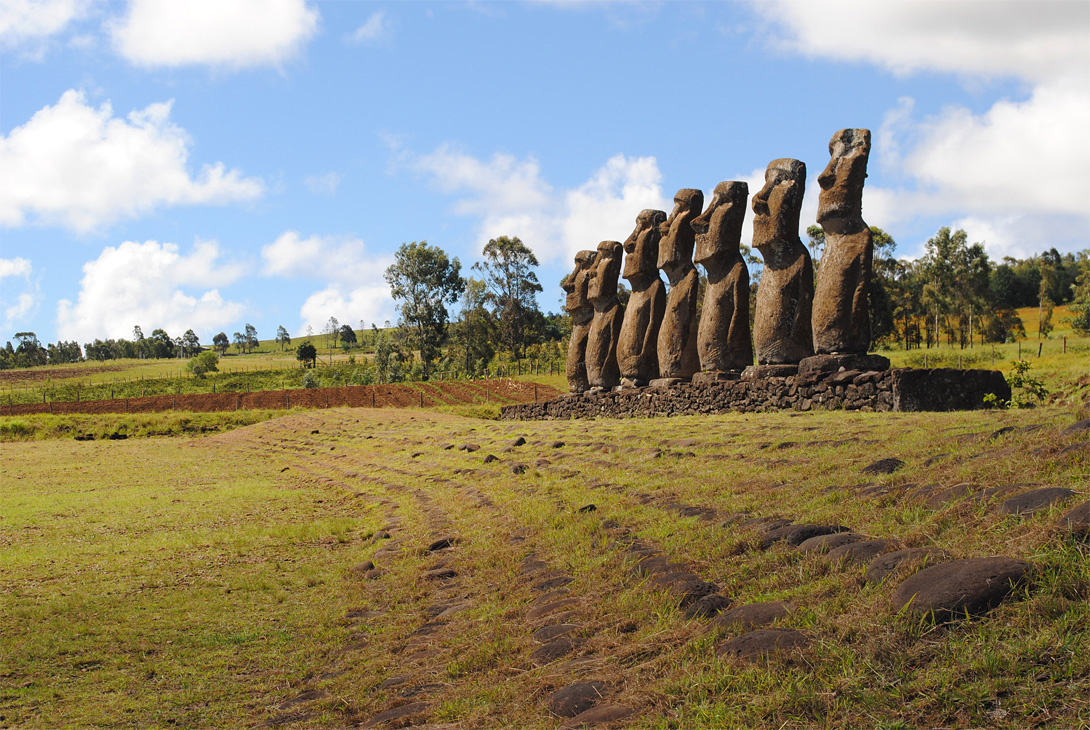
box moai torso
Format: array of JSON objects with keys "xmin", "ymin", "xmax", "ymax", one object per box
[
  {"xmin": 617, "ymin": 209, "xmax": 667, "ymax": 386},
  {"xmin": 812, "ymin": 128, "xmax": 873, "ymax": 355},
  {"xmin": 563, "ymin": 250, "xmax": 597, "ymax": 393},
  {"xmin": 585, "ymin": 241, "xmax": 624, "ymax": 389},
  {"xmin": 752, "ymin": 159, "xmax": 814, "ymax": 365},
  {"xmin": 656, "ymin": 189, "xmax": 703, "ymax": 380},
  {"xmin": 693, "ymin": 181, "xmax": 752, "ymax": 373}
]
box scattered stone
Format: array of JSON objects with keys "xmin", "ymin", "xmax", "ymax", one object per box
[
  {"xmin": 989, "ymin": 426, "xmax": 1017, "ymax": 440},
  {"xmin": 561, "ymin": 704, "xmax": 633, "ymax": 729},
  {"xmin": 511, "ymin": 463, "xmax": 528, "ymax": 475},
  {"xmin": 483, "ymin": 453, "xmax": 500, "ymax": 463},
  {"xmin": 923, "ymin": 453, "xmax": 952, "ymax": 467},
  {"xmin": 861, "ymin": 457, "xmax": 904, "ymax": 475},
  {"xmin": 520, "ymin": 559, "xmax": 548, "ymax": 575},
  {"xmin": 511, "ymin": 436, "xmax": 527, "ymax": 447},
  {"xmin": 548, "ymin": 680, "xmax": 608, "ymax": 718},
  {"xmin": 866, "ymin": 547, "xmax": 947, "ymax": 586},
  {"xmin": 378, "ymin": 675, "xmax": 409, "ymax": 690},
  {"xmin": 533, "ymin": 575, "xmax": 574, "ymax": 592},
  {"xmin": 578, "ymin": 504, "xmax": 597, "ymax": 513},
  {"xmin": 441, "ymin": 444, "xmax": 455, "ymax": 450},
  {"xmin": 551, "ymin": 441, "xmax": 566, "ymax": 449},
  {"xmin": 459, "ymin": 443, "xmax": 480, "ymax": 452},
  {"xmin": 532, "ymin": 623, "xmax": 582, "ymax": 643},
  {"xmin": 1056, "ymin": 501, "xmax": 1089, "ymax": 540},
  {"xmin": 411, "ymin": 451, "xmax": 424, "ymax": 458},
  {"xmin": 427, "ymin": 537, "xmax": 456, "ymax": 552},
  {"xmin": 279, "ymin": 689, "xmax": 327, "ymax": 709},
  {"xmin": 761, "ymin": 523, "xmax": 850, "ymax": 549},
  {"xmin": 435, "ymin": 602, "xmax": 471, "ymax": 620},
  {"xmin": 364, "ymin": 569, "xmax": 383, "ymax": 580},
  {"xmin": 826, "ymin": 538, "xmax": 897, "ymax": 564},
  {"xmin": 669, "ymin": 578, "xmax": 721, "ymax": 607},
  {"xmin": 535, "ymin": 458, "xmax": 551, "ymax": 467},
  {"xmin": 683, "ymin": 593, "xmax": 732, "ymax": 620},
  {"xmin": 374, "ymin": 530, "xmax": 391, "ymax": 540},
  {"xmin": 527, "ymin": 599, "xmax": 578, "ymax": 621},
  {"xmin": 717, "ymin": 628, "xmax": 810, "ymax": 660},
  {"xmin": 423, "ymin": 568, "xmax": 457, "ymax": 581},
  {"xmin": 1061, "ymin": 418, "xmax": 1090, "ymax": 436},
  {"xmin": 531, "ymin": 636, "xmax": 585, "ymax": 666},
  {"xmin": 360, "ymin": 701, "xmax": 430, "ymax": 728},
  {"xmin": 893, "ymin": 556, "xmax": 1032, "ymax": 618},
  {"xmin": 797, "ymin": 532, "xmax": 865, "ymax": 554},
  {"xmin": 349, "ymin": 560, "xmax": 375, "ymax": 574},
  {"xmin": 998, "ymin": 487, "xmax": 1076, "ymax": 517},
  {"xmin": 709, "ymin": 602, "xmax": 795, "ymax": 631}
]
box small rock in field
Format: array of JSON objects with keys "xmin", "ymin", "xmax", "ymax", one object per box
[
  {"xmin": 427, "ymin": 536, "xmax": 456, "ymax": 552},
  {"xmin": 893, "ymin": 556, "xmax": 1032, "ymax": 618},
  {"xmin": 923, "ymin": 453, "xmax": 952, "ymax": 467},
  {"xmin": 708, "ymin": 602, "xmax": 795, "ymax": 631},
  {"xmin": 547, "ymin": 680, "xmax": 608, "ymax": 718},
  {"xmin": 1061, "ymin": 418, "xmax": 1090, "ymax": 435},
  {"xmin": 861, "ymin": 457, "xmax": 905, "ymax": 475},
  {"xmin": 423, "ymin": 568, "xmax": 457, "ymax": 581},
  {"xmin": 578, "ymin": 504, "xmax": 597, "ymax": 513},
  {"xmin": 865, "ymin": 547, "xmax": 947, "ymax": 585},
  {"xmin": 551, "ymin": 441, "xmax": 565, "ymax": 449},
  {"xmin": 998, "ymin": 487, "xmax": 1076, "ymax": 517},
  {"xmin": 535, "ymin": 458, "xmax": 551, "ymax": 467},
  {"xmin": 796, "ymin": 532, "xmax": 865, "ymax": 554},
  {"xmin": 511, "ymin": 436, "xmax": 527, "ymax": 447},
  {"xmin": 511, "ymin": 463, "xmax": 528, "ymax": 475},
  {"xmin": 483, "ymin": 453, "xmax": 500, "ymax": 463},
  {"xmin": 1056, "ymin": 501, "xmax": 1089, "ymax": 540},
  {"xmin": 360, "ymin": 701, "xmax": 430, "ymax": 728},
  {"xmin": 526, "ymin": 599, "xmax": 578, "ymax": 621},
  {"xmin": 533, "ymin": 574, "xmax": 574, "ymax": 592},
  {"xmin": 825, "ymin": 538, "xmax": 897, "ymax": 564},
  {"xmin": 532, "ymin": 623, "xmax": 582, "ymax": 643},
  {"xmin": 683, "ymin": 593, "xmax": 732, "ymax": 620},
  {"xmin": 761, "ymin": 523, "xmax": 850, "ymax": 550},
  {"xmin": 530, "ymin": 636, "xmax": 584, "ymax": 666},
  {"xmin": 349, "ymin": 560, "xmax": 375, "ymax": 574},
  {"xmin": 717, "ymin": 628, "xmax": 810, "ymax": 660},
  {"xmin": 560, "ymin": 704, "xmax": 633, "ymax": 729}
]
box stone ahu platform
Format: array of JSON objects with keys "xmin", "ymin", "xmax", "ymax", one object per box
[{"xmin": 500, "ymin": 367, "xmax": 1010, "ymax": 421}]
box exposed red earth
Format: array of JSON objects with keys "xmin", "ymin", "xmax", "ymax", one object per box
[{"xmin": 4, "ymin": 378, "xmax": 559, "ymax": 416}]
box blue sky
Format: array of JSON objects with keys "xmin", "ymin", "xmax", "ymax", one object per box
[{"xmin": 2, "ymin": 0, "xmax": 1088, "ymax": 347}]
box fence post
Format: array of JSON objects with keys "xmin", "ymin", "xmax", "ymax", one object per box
[
  {"xmin": 1018, "ymin": 341, "xmax": 1021, "ymax": 360},
  {"xmin": 1064, "ymin": 336, "xmax": 1067, "ymax": 354},
  {"xmin": 372, "ymin": 391, "xmax": 376, "ymax": 408},
  {"xmin": 1037, "ymin": 342, "xmax": 1043, "ymax": 358}
]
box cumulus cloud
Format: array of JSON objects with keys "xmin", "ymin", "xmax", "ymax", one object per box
[
  {"xmin": 348, "ymin": 11, "xmax": 389, "ymax": 45},
  {"xmin": 759, "ymin": 0, "xmax": 1090, "ymax": 256},
  {"xmin": 259, "ymin": 230, "xmax": 395, "ymax": 335},
  {"xmin": 56, "ymin": 239, "xmax": 246, "ymax": 341},
  {"xmin": 414, "ymin": 145, "xmax": 668, "ymax": 263},
  {"xmin": 110, "ymin": 0, "xmax": 319, "ymax": 69},
  {"xmin": 0, "ymin": 256, "xmax": 37, "ymax": 329},
  {"xmin": 757, "ymin": 0, "xmax": 1089, "ymax": 83},
  {"xmin": 0, "ymin": 0, "xmax": 89, "ymax": 47},
  {"xmin": 303, "ymin": 171, "xmax": 343, "ymax": 195},
  {"xmin": 0, "ymin": 89, "xmax": 264, "ymax": 233}
]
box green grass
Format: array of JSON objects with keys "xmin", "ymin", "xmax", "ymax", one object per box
[
  {"xmin": 0, "ymin": 410, "xmax": 286, "ymax": 442},
  {"xmin": 3, "ymin": 403, "xmax": 1086, "ymax": 728}
]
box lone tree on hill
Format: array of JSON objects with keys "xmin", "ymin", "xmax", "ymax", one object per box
[
  {"xmin": 385, "ymin": 240, "xmax": 465, "ymax": 380},
  {"xmin": 296, "ymin": 340, "xmax": 317, "ymax": 368},
  {"xmin": 276, "ymin": 325, "xmax": 291, "ymax": 350},
  {"xmin": 339, "ymin": 323, "xmax": 357, "ymax": 348},
  {"xmin": 213, "ymin": 332, "xmax": 229, "ymax": 355},
  {"xmin": 472, "ymin": 235, "xmax": 543, "ymax": 357}
]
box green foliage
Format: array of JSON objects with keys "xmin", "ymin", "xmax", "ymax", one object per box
[
  {"xmin": 385, "ymin": 240, "xmax": 465, "ymax": 379},
  {"xmin": 295, "ymin": 340, "xmax": 317, "ymax": 368},
  {"xmin": 1068, "ymin": 251, "xmax": 1090, "ymax": 335},
  {"xmin": 300, "ymin": 371, "xmax": 318, "ymax": 389},
  {"xmin": 472, "ymin": 235, "xmax": 544, "ymax": 357},
  {"xmin": 185, "ymin": 351, "xmax": 219, "ymax": 378},
  {"xmin": 1007, "ymin": 359, "xmax": 1048, "ymax": 408}
]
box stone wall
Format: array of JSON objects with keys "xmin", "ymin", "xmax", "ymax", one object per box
[{"xmin": 501, "ymin": 367, "xmax": 1010, "ymax": 420}]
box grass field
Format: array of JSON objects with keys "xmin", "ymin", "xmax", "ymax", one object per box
[{"xmin": 2, "ymin": 401, "xmax": 1087, "ymax": 729}]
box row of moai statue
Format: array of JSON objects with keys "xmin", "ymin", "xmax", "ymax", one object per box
[{"xmin": 564, "ymin": 128, "xmax": 887, "ymax": 393}]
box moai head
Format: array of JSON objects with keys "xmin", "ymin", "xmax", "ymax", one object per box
[
  {"xmin": 817, "ymin": 128, "xmax": 871, "ymax": 232},
  {"xmin": 588, "ymin": 241, "xmax": 623, "ymax": 304},
  {"xmin": 693, "ymin": 181, "xmax": 749, "ymax": 267},
  {"xmin": 752, "ymin": 159, "xmax": 806, "ymax": 251},
  {"xmin": 657, "ymin": 188, "xmax": 704, "ymax": 271},
  {"xmin": 623, "ymin": 209, "xmax": 667, "ymax": 282},
  {"xmin": 564, "ymin": 249, "xmax": 597, "ymax": 313}
]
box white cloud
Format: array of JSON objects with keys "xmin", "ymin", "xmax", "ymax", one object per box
[
  {"xmin": 259, "ymin": 230, "xmax": 396, "ymax": 335},
  {"xmin": 303, "ymin": 171, "xmax": 343, "ymax": 195},
  {"xmin": 0, "ymin": 256, "xmax": 37, "ymax": 329},
  {"xmin": 0, "ymin": 89, "xmax": 264, "ymax": 233},
  {"xmin": 413, "ymin": 145, "xmax": 668, "ymax": 263},
  {"xmin": 298, "ymin": 284, "xmax": 395, "ymax": 338},
  {"xmin": 110, "ymin": 0, "xmax": 319, "ymax": 69},
  {"xmin": 56, "ymin": 239, "xmax": 246, "ymax": 341},
  {"xmin": 348, "ymin": 11, "xmax": 389, "ymax": 45},
  {"xmin": 0, "ymin": 0, "xmax": 89, "ymax": 47},
  {"xmin": 757, "ymin": 0, "xmax": 1089, "ymax": 84}
]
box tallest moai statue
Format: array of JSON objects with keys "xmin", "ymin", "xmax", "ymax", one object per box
[{"xmin": 812, "ymin": 128, "xmax": 874, "ymax": 355}]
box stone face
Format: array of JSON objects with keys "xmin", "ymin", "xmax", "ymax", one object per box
[
  {"xmin": 563, "ymin": 250, "xmax": 597, "ymax": 393},
  {"xmin": 586, "ymin": 241, "xmax": 625, "ymax": 389},
  {"xmin": 892, "ymin": 556, "xmax": 1032, "ymax": 618},
  {"xmin": 812, "ymin": 129, "xmax": 874, "ymax": 355},
  {"xmin": 547, "ymin": 681, "xmax": 608, "ymax": 718},
  {"xmin": 618, "ymin": 209, "xmax": 668, "ymax": 385},
  {"xmin": 693, "ymin": 181, "xmax": 752, "ymax": 374},
  {"xmin": 752, "ymin": 159, "xmax": 814, "ymax": 365},
  {"xmin": 656, "ymin": 189, "xmax": 704, "ymax": 379}
]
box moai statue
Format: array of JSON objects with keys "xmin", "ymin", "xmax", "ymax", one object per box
[
  {"xmin": 692, "ymin": 181, "xmax": 751, "ymax": 378},
  {"xmin": 654, "ymin": 188, "xmax": 704, "ymax": 383},
  {"xmin": 751, "ymin": 159, "xmax": 814, "ymax": 368},
  {"xmin": 563, "ymin": 250, "xmax": 597, "ymax": 393},
  {"xmin": 812, "ymin": 128, "xmax": 873, "ymax": 355},
  {"xmin": 585, "ymin": 241, "xmax": 624, "ymax": 390},
  {"xmin": 617, "ymin": 209, "xmax": 667, "ymax": 387}
]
